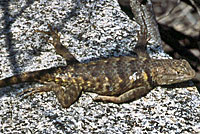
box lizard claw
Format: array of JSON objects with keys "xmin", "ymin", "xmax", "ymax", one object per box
[
  {"xmin": 93, "ymin": 96, "xmax": 102, "ymax": 102},
  {"xmin": 18, "ymin": 83, "xmax": 57, "ymax": 99},
  {"xmin": 93, "ymin": 95, "xmax": 118, "ymax": 103},
  {"xmin": 17, "ymin": 87, "xmax": 36, "ymax": 98}
]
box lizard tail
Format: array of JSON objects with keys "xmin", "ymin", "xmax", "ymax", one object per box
[{"xmin": 0, "ymin": 70, "xmax": 48, "ymax": 88}]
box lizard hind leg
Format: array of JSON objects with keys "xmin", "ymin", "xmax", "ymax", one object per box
[
  {"xmin": 18, "ymin": 83, "xmax": 82, "ymax": 108},
  {"xmin": 35, "ymin": 24, "xmax": 79, "ymax": 64},
  {"xmin": 54, "ymin": 85, "xmax": 82, "ymax": 108}
]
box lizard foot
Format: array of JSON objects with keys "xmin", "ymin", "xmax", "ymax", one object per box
[
  {"xmin": 93, "ymin": 95, "xmax": 120, "ymax": 103},
  {"xmin": 34, "ymin": 24, "xmax": 60, "ymax": 45},
  {"xmin": 17, "ymin": 84, "xmax": 57, "ymax": 98}
]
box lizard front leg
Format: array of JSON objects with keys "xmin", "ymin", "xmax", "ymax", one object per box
[
  {"xmin": 134, "ymin": 16, "xmax": 150, "ymax": 59},
  {"xmin": 35, "ymin": 24, "xmax": 79, "ymax": 64},
  {"xmin": 93, "ymin": 86, "xmax": 152, "ymax": 103}
]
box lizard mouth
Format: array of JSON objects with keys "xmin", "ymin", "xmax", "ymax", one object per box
[
  {"xmin": 189, "ymin": 69, "xmax": 196, "ymax": 78},
  {"xmin": 165, "ymin": 77, "xmax": 193, "ymax": 85},
  {"xmin": 157, "ymin": 70, "xmax": 196, "ymax": 85}
]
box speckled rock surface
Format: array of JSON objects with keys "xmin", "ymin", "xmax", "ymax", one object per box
[{"xmin": 0, "ymin": 0, "xmax": 199, "ymax": 133}]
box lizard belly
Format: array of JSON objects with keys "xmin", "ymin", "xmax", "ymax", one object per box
[
  {"xmin": 83, "ymin": 75, "xmax": 145, "ymax": 96},
  {"xmin": 64, "ymin": 56, "xmax": 151, "ymax": 96}
]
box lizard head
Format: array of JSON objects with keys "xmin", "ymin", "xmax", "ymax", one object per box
[{"xmin": 153, "ymin": 59, "xmax": 196, "ymax": 85}]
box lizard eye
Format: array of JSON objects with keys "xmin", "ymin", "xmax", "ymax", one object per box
[{"xmin": 176, "ymin": 70, "xmax": 182, "ymax": 75}]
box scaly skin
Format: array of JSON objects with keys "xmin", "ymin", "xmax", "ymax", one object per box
[{"xmin": 0, "ymin": 25, "xmax": 195, "ymax": 108}]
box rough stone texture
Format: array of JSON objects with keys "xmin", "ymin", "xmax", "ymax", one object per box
[{"xmin": 0, "ymin": 0, "xmax": 199, "ymax": 133}]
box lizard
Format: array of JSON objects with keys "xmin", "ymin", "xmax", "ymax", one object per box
[{"xmin": 0, "ymin": 24, "xmax": 195, "ymax": 108}]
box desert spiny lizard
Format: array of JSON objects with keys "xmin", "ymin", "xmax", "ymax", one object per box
[{"xmin": 0, "ymin": 25, "xmax": 195, "ymax": 108}]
